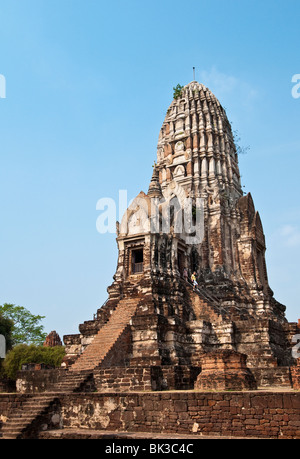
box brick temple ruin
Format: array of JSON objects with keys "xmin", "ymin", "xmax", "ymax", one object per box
[
  {"xmin": 1, "ymin": 81, "xmax": 299, "ymax": 439},
  {"xmin": 63, "ymin": 80, "xmax": 298, "ymax": 387}
]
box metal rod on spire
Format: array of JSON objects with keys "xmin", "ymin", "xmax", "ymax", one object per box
[{"xmin": 193, "ymin": 67, "xmax": 195, "ymax": 81}]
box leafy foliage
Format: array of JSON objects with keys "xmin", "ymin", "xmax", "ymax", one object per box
[
  {"xmin": 2, "ymin": 344, "xmax": 65, "ymax": 379},
  {"xmin": 173, "ymin": 84, "xmax": 184, "ymax": 100},
  {"xmin": 233, "ymin": 130, "xmax": 250, "ymax": 156},
  {"xmin": 0, "ymin": 304, "xmax": 47, "ymax": 346}
]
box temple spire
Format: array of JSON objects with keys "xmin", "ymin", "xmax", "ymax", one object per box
[{"xmin": 148, "ymin": 162, "xmax": 162, "ymax": 198}]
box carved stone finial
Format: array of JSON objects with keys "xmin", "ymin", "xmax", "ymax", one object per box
[{"xmin": 148, "ymin": 163, "xmax": 162, "ymax": 198}]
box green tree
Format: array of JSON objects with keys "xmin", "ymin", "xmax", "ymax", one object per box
[{"xmin": 0, "ymin": 304, "xmax": 47, "ymax": 346}]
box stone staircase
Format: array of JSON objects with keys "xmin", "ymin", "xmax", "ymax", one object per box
[
  {"xmin": 1, "ymin": 297, "xmax": 140, "ymax": 439},
  {"xmin": 184, "ymin": 281, "xmax": 228, "ymax": 322},
  {"xmin": 0, "ymin": 370, "xmax": 93, "ymax": 439},
  {"xmin": 70, "ymin": 298, "xmax": 139, "ymax": 372},
  {"xmin": 1, "ymin": 394, "xmax": 58, "ymax": 439},
  {"xmin": 48, "ymin": 369, "xmax": 94, "ymax": 393}
]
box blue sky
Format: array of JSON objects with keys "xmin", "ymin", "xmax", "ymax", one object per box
[{"xmin": 0, "ymin": 0, "xmax": 299, "ymax": 340}]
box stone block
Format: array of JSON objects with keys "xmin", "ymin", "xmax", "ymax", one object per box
[{"xmin": 195, "ymin": 350, "xmax": 257, "ymax": 391}]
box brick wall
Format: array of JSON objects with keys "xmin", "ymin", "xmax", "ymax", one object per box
[
  {"xmin": 15, "ymin": 369, "xmax": 67, "ymax": 394},
  {"xmin": 93, "ymin": 365, "xmax": 200, "ymax": 392},
  {"xmin": 60, "ymin": 391, "xmax": 300, "ymax": 439},
  {"xmin": 94, "ymin": 367, "xmax": 152, "ymax": 392},
  {"xmin": 1, "ymin": 391, "xmax": 300, "ymax": 439},
  {"xmin": 291, "ymin": 358, "xmax": 300, "ymax": 389}
]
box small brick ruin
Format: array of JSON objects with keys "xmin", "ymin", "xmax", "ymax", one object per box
[
  {"xmin": 194, "ymin": 350, "xmax": 257, "ymax": 391},
  {"xmin": 43, "ymin": 331, "xmax": 62, "ymax": 347},
  {"xmin": 1, "ymin": 81, "xmax": 299, "ymax": 439}
]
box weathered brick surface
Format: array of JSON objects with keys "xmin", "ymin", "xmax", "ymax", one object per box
[
  {"xmin": 195, "ymin": 350, "xmax": 257, "ymax": 391},
  {"xmin": 0, "ymin": 378, "xmax": 16, "ymax": 393},
  {"xmin": 51, "ymin": 392, "xmax": 300, "ymax": 439},
  {"xmin": 2, "ymin": 391, "xmax": 299, "ymax": 439},
  {"xmin": 93, "ymin": 367, "xmax": 152, "ymax": 392},
  {"xmin": 15, "ymin": 369, "xmax": 67, "ymax": 394},
  {"xmin": 291, "ymin": 358, "xmax": 300, "ymax": 389},
  {"xmin": 0, "ymin": 394, "xmax": 32, "ymax": 431},
  {"xmin": 0, "ymin": 394, "xmax": 62, "ymax": 438},
  {"xmin": 93, "ymin": 365, "xmax": 200, "ymax": 392}
]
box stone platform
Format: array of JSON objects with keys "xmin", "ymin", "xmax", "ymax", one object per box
[{"xmin": 38, "ymin": 428, "xmax": 266, "ymax": 440}]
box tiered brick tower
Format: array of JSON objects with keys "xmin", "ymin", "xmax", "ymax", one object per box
[{"xmin": 63, "ymin": 81, "xmax": 298, "ymax": 389}]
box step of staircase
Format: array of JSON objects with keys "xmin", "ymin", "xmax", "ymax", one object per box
[
  {"xmin": 1, "ymin": 395, "xmax": 56, "ymax": 439},
  {"xmin": 70, "ymin": 299, "xmax": 139, "ymax": 372}
]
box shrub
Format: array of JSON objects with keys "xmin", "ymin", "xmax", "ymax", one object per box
[
  {"xmin": 2, "ymin": 344, "xmax": 65, "ymax": 379},
  {"xmin": 173, "ymin": 84, "xmax": 184, "ymax": 100}
]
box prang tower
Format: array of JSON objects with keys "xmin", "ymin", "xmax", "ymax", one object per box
[
  {"xmin": 63, "ymin": 81, "xmax": 298, "ymax": 390},
  {"xmin": 4, "ymin": 81, "xmax": 300, "ymax": 441}
]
